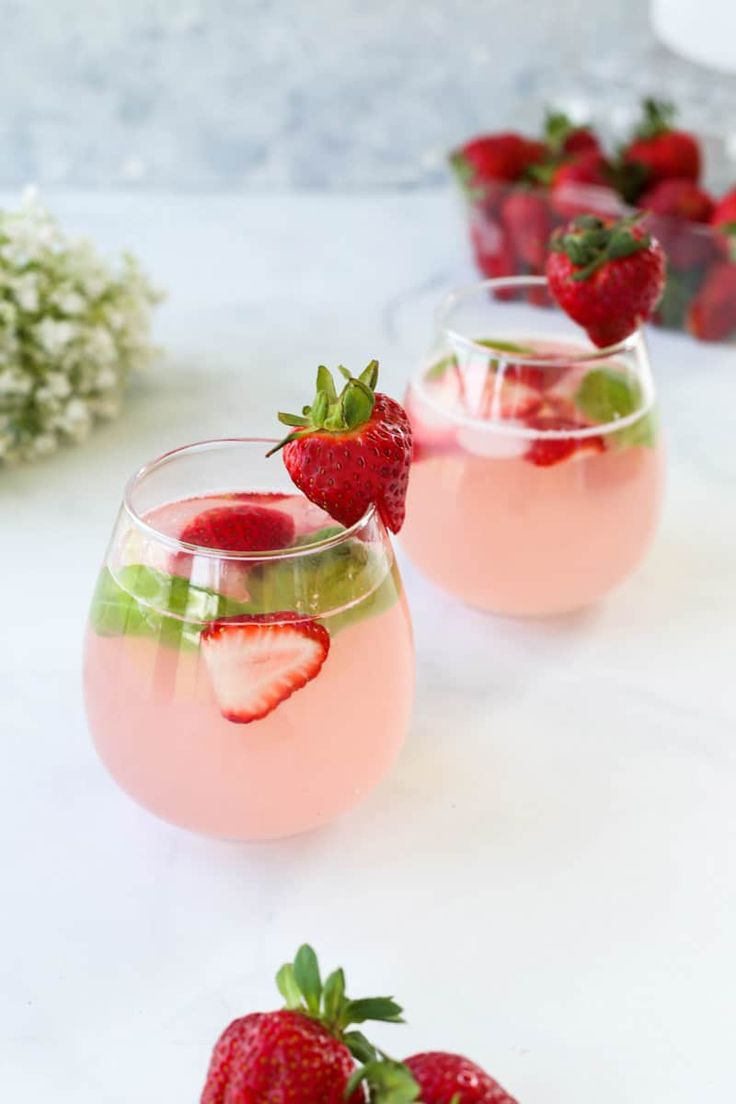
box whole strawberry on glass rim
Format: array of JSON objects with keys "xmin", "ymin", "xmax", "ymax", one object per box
[
  {"xmin": 545, "ymin": 213, "xmax": 666, "ymax": 348},
  {"xmin": 268, "ymin": 359, "xmax": 412, "ymax": 533}
]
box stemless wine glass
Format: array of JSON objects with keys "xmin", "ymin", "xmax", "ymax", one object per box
[
  {"xmin": 401, "ymin": 277, "xmax": 665, "ymax": 616},
  {"xmin": 84, "ymin": 438, "xmax": 414, "ymax": 840}
]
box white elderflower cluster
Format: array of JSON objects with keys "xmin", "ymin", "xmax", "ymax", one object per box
[{"xmin": 0, "ymin": 190, "xmax": 162, "ymax": 465}]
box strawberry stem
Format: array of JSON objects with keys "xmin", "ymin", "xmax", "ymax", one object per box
[
  {"xmin": 549, "ymin": 212, "xmax": 650, "ymax": 282},
  {"xmin": 267, "ymin": 361, "xmax": 381, "ymax": 458}
]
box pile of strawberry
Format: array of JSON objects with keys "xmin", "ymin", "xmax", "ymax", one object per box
[
  {"xmin": 452, "ymin": 98, "xmax": 736, "ymax": 342},
  {"xmin": 200, "ymin": 944, "xmax": 519, "ymax": 1103}
]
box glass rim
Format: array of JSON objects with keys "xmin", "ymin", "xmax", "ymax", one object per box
[
  {"xmin": 123, "ymin": 436, "xmax": 376, "ymax": 561},
  {"xmin": 435, "ymin": 275, "xmax": 643, "ymax": 364},
  {"xmin": 415, "ymin": 277, "xmax": 655, "ymax": 440}
]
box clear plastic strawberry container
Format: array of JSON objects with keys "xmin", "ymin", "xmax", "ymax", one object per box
[{"xmin": 461, "ymin": 179, "xmax": 736, "ymax": 342}]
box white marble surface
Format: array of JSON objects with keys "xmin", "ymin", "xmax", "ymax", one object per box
[{"xmin": 2, "ymin": 191, "xmax": 735, "ymax": 1103}]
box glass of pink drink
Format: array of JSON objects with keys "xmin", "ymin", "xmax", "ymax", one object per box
[
  {"xmin": 84, "ymin": 438, "xmax": 414, "ymax": 840},
  {"xmin": 402, "ymin": 277, "xmax": 665, "ymax": 616}
]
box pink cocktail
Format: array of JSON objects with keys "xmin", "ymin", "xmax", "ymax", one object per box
[
  {"xmin": 401, "ymin": 278, "xmax": 664, "ymax": 616},
  {"xmin": 84, "ymin": 439, "xmax": 414, "ymax": 840}
]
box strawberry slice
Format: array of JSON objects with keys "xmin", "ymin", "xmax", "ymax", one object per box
[
  {"xmin": 525, "ymin": 413, "xmax": 605, "ymax": 467},
  {"xmin": 179, "ymin": 504, "xmax": 295, "ymax": 552},
  {"xmin": 480, "ymin": 370, "xmax": 543, "ymax": 420},
  {"xmin": 202, "ymin": 612, "xmax": 330, "ymax": 724}
]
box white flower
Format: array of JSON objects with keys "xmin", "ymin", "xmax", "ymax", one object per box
[
  {"xmin": 0, "ymin": 192, "xmax": 161, "ymax": 465},
  {"xmin": 35, "ymin": 318, "xmax": 76, "ymax": 356},
  {"xmin": 51, "ymin": 289, "xmax": 86, "ymax": 316},
  {"xmin": 0, "ymin": 367, "xmax": 33, "ymax": 396}
]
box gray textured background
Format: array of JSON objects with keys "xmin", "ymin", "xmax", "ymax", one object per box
[{"xmin": 0, "ymin": 0, "xmax": 734, "ymax": 190}]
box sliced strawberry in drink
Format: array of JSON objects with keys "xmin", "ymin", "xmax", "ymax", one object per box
[
  {"xmin": 179, "ymin": 504, "xmax": 295, "ymax": 552},
  {"xmin": 505, "ymin": 361, "xmax": 571, "ymax": 392},
  {"xmin": 480, "ymin": 371, "xmax": 543, "ymax": 420},
  {"xmin": 202, "ymin": 612, "xmax": 330, "ymax": 724},
  {"xmin": 525, "ymin": 413, "xmax": 605, "ymax": 467}
]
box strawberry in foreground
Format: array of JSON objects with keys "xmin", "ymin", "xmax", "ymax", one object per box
[
  {"xmin": 200, "ymin": 945, "xmax": 405, "ymax": 1104},
  {"xmin": 201, "ymin": 612, "xmax": 330, "ymax": 724},
  {"xmin": 268, "ymin": 360, "xmax": 412, "ymax": 533},
  {"xmin": 546, "ymin": 214, "xmax": 666, "ymax": 347},
  {"xmin": 524, "ymin": 412, "xmax": 605, "ymax": 468}
]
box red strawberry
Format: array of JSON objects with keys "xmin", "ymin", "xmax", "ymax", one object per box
[
  {"xmin": 549, "ymin": 153, "xmax": 620, "ymax": 220},
  {"xmin": 551, "ymin": 151, "xmax": 610, "ymax": 190},
  {"xmin": 500, "ymin": 190, "xmax": 550, "ymax": 270},
  {"xmin": 711, "ymin": 187, "xmax": 736, "ymax": 232},
  {"xmin": 687, "ymin": 262, "xmax": 736, "ymax": 341},
  {"xmin": 475, "ymin": 360, "xmax": 544, "ymax": 420},
  {"xmin": 451, "ymin": 133, "xmax": 544, "ymax": 190},
  {"xmin": 622, "ymin": 98, "xmax": 701, "ymax": 188},
  {"xmin": 201, "ymin": 612, "xmax": 329, "ymax": 723},
  {"xmin": 202, "ymin": 1011, "xmax": 360, "ymax": 1104},
  {"xmin": 200, "ymin": 944, "xmax": 405, "ymax": 1104},
  {"xmin": 506, "ymin": 361, "xmax": 571, "ymax": 392},
  {"xmin": 637, "ymin": 178, "xmax": 717, "ymax": 269},
  {"xmin": 403, "ymin": 1051, "xmax": 518, "ymax": 1104},
  {"xmin": 525, "ymin": 412, "xmax": 605, "ymax": 467},
  {"xmin": 470, "ymin": 210, "xmax": 514, "ymax": 276},
  {"xmin": 546, "ymin": 214, "xmax": 666, "ymax": 347},
  {"xmin": 637, "ymin": 177, "xmax": 714, "ymax": 223},
  {"xmin": 179, "ymin": 504, "xmax": 295, "ymax": 552},
  {"xmin": 711, "ymin": 188, "xmax": 736, "ymax": 262},
  {"xmin": 544, "ymin": 110, "xmax": 601, "ymax": 158},
  {"xmin": 269, "ymin": 361, "xmax": 412, "ymax": 533},
  {"xmin": 469, "ymin": 211, "xmax": 518, "ymax": 299}
]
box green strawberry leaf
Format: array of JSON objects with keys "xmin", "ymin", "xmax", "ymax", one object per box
[
  {"xmin": 323, "ymin": 969, "xmax": 347, "ymax": 1026},
  {"xmin": 344, "ymin": 997, "xmax": 404, "ymax": 1025},
  {"xmin": 343, "ymin": 1030, "xmax": 378, "ymax": 1064},
  {"xmin": 293, "ymin": 944, "xmax": 322, "ymax": 1017},
  {"xmin": 276, "ymin": 963, "xmax": 304, "ymax": 1010},
  {"xmin": 350, "ymin": 1059, "xmax": 421, "ymax": 1103},
  {"xmin": 271, "ymin": 360, "xmax": 380, "ymax": 454}
]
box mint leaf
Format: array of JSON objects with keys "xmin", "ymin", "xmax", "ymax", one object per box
[
  {"xmin": 575, "ymin": 367, "xmax": 642, "ymax": 424},
  {"xmin": 426, "ymin": 354, "xmax": 457, "ymax": 381},
  {"xmin": 89, "ymin": 565, "xmax": 251, "ymax": 650},
  {"xmin": 476, "ymin": 337, "xmax": 536, "ymax": 354},
  {"xmin": 246, "ymin": 540, "xmax": 400, "ymax": 635},
  {"xmin": 290, "ymin": 526, "xmax": 345, "ymax": 548},
  {"xmin": 611, "ymin": 409, "xmax": 658, "ymax": 449}
]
